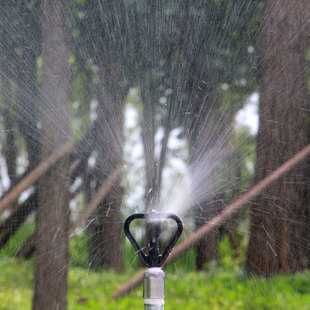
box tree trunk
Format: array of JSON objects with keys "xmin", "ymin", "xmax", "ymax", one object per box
[
  {"xmin": 87, "ymin": 55, "xmax": 125, "ymax": 271},
  {"xmin": 246, "ymin": 0, "xmax": 310, "ymax": 276},
  {"xmin": 33, "ymin": 0, "xmax": 70, "ymax": 309}
]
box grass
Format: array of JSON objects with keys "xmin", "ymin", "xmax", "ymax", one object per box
[
  {"xmin": 2, "ymin": 256, "xmax": 310, "ymax": 309},
  {"xmin": 1, "ymin": 222, "xmax": 310, "ymax": 309}
]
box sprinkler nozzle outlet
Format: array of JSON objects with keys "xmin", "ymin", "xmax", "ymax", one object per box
[{"xmin": 124, "ymin": 211, "xmax": 183, "ymax": 267}]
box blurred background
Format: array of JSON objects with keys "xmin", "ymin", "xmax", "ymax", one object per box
[{"xmin": 0, "ymin": 0, "xmax": 309, "ymax": 309}]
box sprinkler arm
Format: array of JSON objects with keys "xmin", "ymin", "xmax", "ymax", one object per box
[{"xmin": 124, "ymin": 212, "xmax": 183, "ymax": 268}]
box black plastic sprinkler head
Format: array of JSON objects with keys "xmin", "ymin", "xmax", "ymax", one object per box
[
  {"xmin": 124, "ymin": 210, "xmax": 183, "ymax": 267},
  {"xmin": 124, "ymin": 210, "xmax": 183, "ymax": 309}
]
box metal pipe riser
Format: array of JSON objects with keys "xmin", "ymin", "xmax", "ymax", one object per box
[
  {"xmin": 124, "ymin": 211, "xmax": 183, "ymax": 309},
  {"xmin": 143, "ymin": 268, "xmax": 165, "ymax": 310}
]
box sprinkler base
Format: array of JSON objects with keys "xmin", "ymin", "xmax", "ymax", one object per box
[{"xmin": 143, "ymin": 268, "xmax": 165, "ymax": 310}]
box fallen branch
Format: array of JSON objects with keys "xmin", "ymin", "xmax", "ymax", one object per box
[
  {"xmin": 112, "ymin": 142, "xmax": 310, "ymax": 299},
  {"xmin": 15, "ymin": 163, "xmax": 123, "ymax": 259},
  {"xmin": 14, "ymin": 232, "xmax": 36, "ymax": 259},
  {"xmin": 0, "ymin": 140, "xmax": 74, "ymax": 216},
  {"xmin": 0, "ymin": 192, "xmax": 37, "ymax": 250},
  {"xmin": 0, "ymin": 192, "xmax": 36, "ymax": 234}
]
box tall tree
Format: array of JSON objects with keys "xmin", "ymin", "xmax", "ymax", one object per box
[
  {"xmin": 33, "ymin": 0, "xmax": 70, "ymax": 309},
  {"xmin": 246, "ymin": 0, "xmax": 310, "ymax": 276}
]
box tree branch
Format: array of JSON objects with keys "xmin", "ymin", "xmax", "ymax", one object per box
[{"xmin": 0, "ymin": 140, "xmax": 74, "ymax": 216}]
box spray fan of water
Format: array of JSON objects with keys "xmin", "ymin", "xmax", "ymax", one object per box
[{"xmin": 0, "ymin": 0, "xmax": 309, "ymax": 309}]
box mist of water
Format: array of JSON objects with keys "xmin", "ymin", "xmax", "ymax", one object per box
[{"xmin": 0, "ymin": 0, "xmax": 263, "ymax": 295}]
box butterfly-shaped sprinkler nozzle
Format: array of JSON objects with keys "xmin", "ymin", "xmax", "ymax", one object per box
[{"xmin": 124, "ymin": 210, "xmax": 183, "ymax": 310}]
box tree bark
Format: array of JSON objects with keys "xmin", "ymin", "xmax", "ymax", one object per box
[
  {"xmin": 246, "ymin": 0, "xmax": 310, "ymax": 276},
  {"xmin": 33, "ymin": 1, "xmax": 70, "ymax": 309}
]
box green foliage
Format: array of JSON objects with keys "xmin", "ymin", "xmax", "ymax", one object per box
[
  {"xmin": 0, "ymin": 221, "xmax": 35, "ymax": 259},
  {"xmin": 2, "ymin": 229, "xmax": 310, "ymax": 309},
  {"xmin": 0, "ymin": 258, "xmax": 33, "ymax": 309},
  {"xmin": 69, "ymin": 233, "xmax": 89, "ymax": 268},
  {"xmin": 2, "ymin": 253, "xmax": 310, "ymax": 309}
]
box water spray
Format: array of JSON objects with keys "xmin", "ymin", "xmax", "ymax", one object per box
[{"xmin": 124, "ymin": 210, "xmax": 183, "ymax": 309}]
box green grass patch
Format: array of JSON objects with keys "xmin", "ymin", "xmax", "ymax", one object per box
[
  {"xmin": 2, "ymin": 223, "xmax": 310, "ymax": 309},
  {"xmin": 2, "ymin": 255, "xmax": 310, "ymax": 309},
  {"xmin": 0, "ymin": 221, "xmax": 35, "ymax": 258}
]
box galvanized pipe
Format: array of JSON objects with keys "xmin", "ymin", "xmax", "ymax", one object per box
[{"xmin": 143, "ymin": 268, "xmax": 165, "ymax": 310}]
